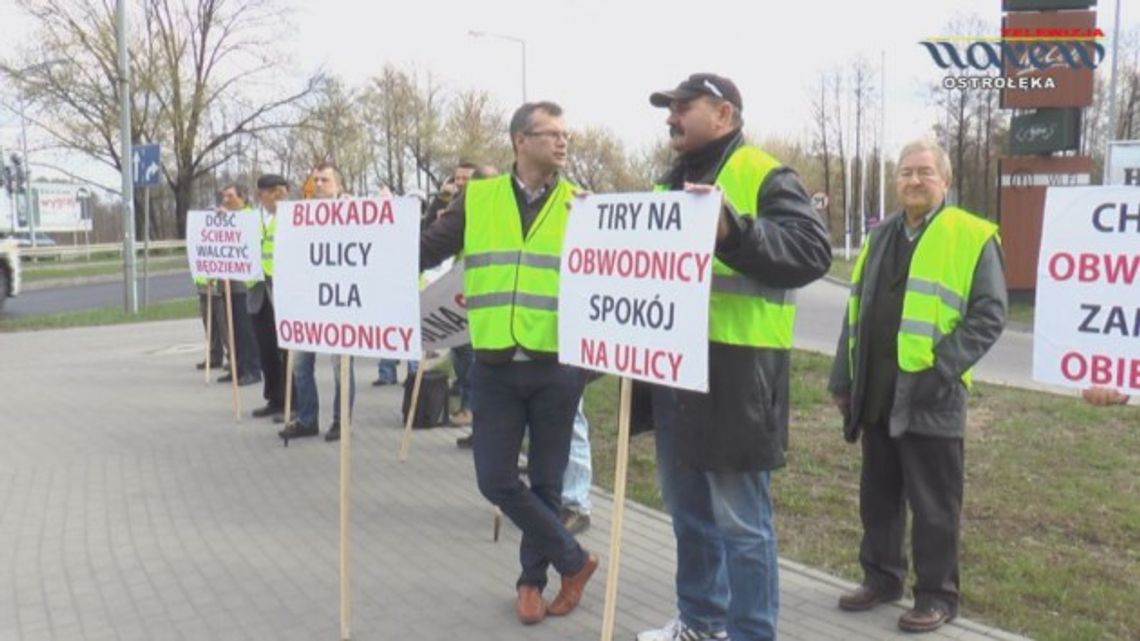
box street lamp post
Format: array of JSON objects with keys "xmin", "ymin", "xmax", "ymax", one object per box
[
  {"xmin": 116, "ymin": 0, "xmax": 137, "ymax": 314},
  {"xmin": 468, "ymin": 30, "xmax": 527, "ymax": 103}
]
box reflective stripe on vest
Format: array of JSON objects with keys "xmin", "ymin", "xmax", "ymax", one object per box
[
  {"xmin": 847, "ymin": 206, "xmax": 998, "ymax": 387},
  {"xmin": 462, "ymin": 174, "xmax": 574, "ymax": 352},
  {"xmin": 655, "ymin": 145, "xmax": 795, "ymax": 348}
]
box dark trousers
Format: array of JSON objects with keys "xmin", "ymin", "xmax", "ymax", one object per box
[
  {"xmin": 451, "ymin": 343, "xmax": 475, "ymax": 410},
  {"xmin": 198, "ymin": 293, "xmax": 225, "ymax": 363},
  {"xmin": 469, "ymin": 359, "xmax": 587, "ymax": 589},
  {"xmin": 251, "ymin": 298, "xmax": 286, "ymax": 408},
  {"xmin": 221, "ymin": 290, "xmax": 260, "ymax": 378},
  {"xmin": 859, "ymin": 420, "xmax": 964, "ymax": 613}
]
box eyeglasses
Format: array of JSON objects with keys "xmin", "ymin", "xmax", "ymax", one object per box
[
  {"xmin": 897, "ymin": 167, "xmax": 939, "ymax": 180},
  {"xmin": 524, "ymin": 130, "xmax": 572, "ymax": 143}
]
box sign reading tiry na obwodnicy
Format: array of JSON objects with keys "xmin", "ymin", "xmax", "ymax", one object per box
[
  {"xmin": 558, "ymin": 192, "xmax": 720, "ymax": 392},
  {"xmin": 1033, "ymin": 186, "xmax": 1140, "ymax": 393},
  {"xmin": 273, "ymin": 196, "xmax": 421, "ymax": 360},
  {"xmin": 185, "ymin": 209, "xmax": 264, "ymax": 281}
]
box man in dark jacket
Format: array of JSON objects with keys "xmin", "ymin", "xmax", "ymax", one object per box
[
  {"xmin": 638, "ymin": 74, "xmax": 832, "ymax": 641},
  {"xmin": 828, "ymin": 139, "xmax": 1007, "ymax": 633}
]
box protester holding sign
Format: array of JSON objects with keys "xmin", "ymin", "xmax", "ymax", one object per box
[
  {"xmin": 635, "ymin": 74, "xmax": 832, "ymax": 641},
  {"xmin": 213, "ymin": 184, "xmax": 262, "ymax": 387},
  {"xmin": 277, "ymin": 163, "xmax": 357, "ymax": 442},
  {"xmin": 419, "ymin": 101, "xmax": 597, "ymax": 627},
  {"xmin": 828, "ymin": 140, "xmax": 1007, "ymax": 634},
  {"xmin": 246, "ymin": 174, "xmax": 290, "ymax": 419}
]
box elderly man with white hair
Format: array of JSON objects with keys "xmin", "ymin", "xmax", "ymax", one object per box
[{"xmin": 828, "ymin": 139, "xmax": 1008, "ymax": 633}]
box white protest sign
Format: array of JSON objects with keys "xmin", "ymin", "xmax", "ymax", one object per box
[
  {"xmin": 419, "ymin": 262, "xmax": 470, "ymax": 351},
  {"xmin": 185, "ymin": 209, "xmax": 263, "ymax": 281},
  {"xmin": 558, "ymin": 191, "xmax": 719, "ymax": 392},
  {"xmin": 273, "ymin": 196, "xmax": 422, "ymax": 360},
  {"xmin": 1033, "ymin": 186, "xmax": 1140, "ymax": 392}
]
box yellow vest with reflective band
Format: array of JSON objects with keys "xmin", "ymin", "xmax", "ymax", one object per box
[
  {"xmin": 655, "ymin": 145, "xmax": 795, "ymax": 348},
  {"xmin": 260, "ymin": 212, "xmax": 276, "ymax": 277},
  {"xmin": 462, "ymin": 174, "xmax": 575, "ymax": 353},
  {"xmin": 847, "ymin": 206, "xmax": 998, "ymax": 387}
]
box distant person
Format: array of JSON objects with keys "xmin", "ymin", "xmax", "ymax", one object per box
[
  {"xmin": 216, "ymin": 184, "xmax": 261, "ymax": 387},
  {"xmin": 247, "ymin": 174, "xmax": 290, "ymax": 419},
  {"xmin": 277, "ymin": 163, "xmax": 356, "ymax": 442}
]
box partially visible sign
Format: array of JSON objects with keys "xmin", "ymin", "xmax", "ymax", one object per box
[
  {"xmin": 419, "ymin": 262, "xmax": 470, "ymax": 351},
  {"xmin": 1000, "ymin": 11, "xmax": 1099, "ymax": 109},
  {"xmin": 999, "ymin": 155, "xmax": 1093, "ymax": 290},
  {"xmin": 1033, "ymin": 186, "xmax": 1140, "ymax": 393},
  {"xmin": 1106, "ymin": 141, "xmax": 1140, "ymax": 186},
  {"xmin": 1009, "ymin": 108, "xmax": 1081, "ymax": 155}
]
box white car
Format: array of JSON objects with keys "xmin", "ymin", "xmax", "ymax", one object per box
[{"xmin": 0, "ymin": 238, "xmax": 20, "ymax": 310}]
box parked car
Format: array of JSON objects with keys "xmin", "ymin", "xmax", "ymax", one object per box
[{"xmin": 7, "ymin": 231, "xmax": 57, "ymax": 248}]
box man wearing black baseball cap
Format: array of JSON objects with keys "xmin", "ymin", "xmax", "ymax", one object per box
[
  {"xmin": 637, "ymin": 74, "xmax": 832, "ymax": 641},
  {"xmin": 247, "ymin": 173, "xmax": 290, "ymax": 420}
]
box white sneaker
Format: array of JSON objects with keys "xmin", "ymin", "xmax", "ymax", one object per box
[{"xmin": 636, "ymin": 616, "xmax": 729, "ymax": 641}]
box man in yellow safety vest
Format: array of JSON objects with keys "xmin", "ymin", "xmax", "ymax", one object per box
[
  {"xmin": 419, "ymin": 101, "xmax": 597, "ymax": 627},
  {"xmin": 829, "ymin": 139, "xmax": 1008, "ymax": 633}
]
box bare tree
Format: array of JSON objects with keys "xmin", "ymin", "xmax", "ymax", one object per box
[
  {"xmin": 3, "ymin": 0, "xmax": 322, "ymax": 237},
  {"xmin": 809, "ymin": 72, "xmax": 834, "ymax": 232}
]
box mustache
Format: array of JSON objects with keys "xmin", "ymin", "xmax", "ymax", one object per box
[{"xmin": 669, "ymin": 125, "xmax": 684, "ymax": 137}]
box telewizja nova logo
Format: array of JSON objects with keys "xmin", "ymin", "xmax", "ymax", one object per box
[{"xmin": 921, "ymin": 27, "xmax": 1105, "ymax": 90}]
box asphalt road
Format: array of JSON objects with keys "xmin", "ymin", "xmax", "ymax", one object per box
[{"xmin": 1, "ymin": 271, "xmax": 195, "ymax": 317}]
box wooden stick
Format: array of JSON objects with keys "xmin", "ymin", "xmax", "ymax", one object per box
[
  {"xmin": 223, "ymin": 280, "xmax": 241, "ymax": 422},
  {"xmin": 283, "ymin": 350, "xmax": 294, "ymax": 424},
  {"xmin": 338, "ymin": 354, "xmax": 352, "ymax": 641},
  {"xmin": 397, "ymin": 364, "xmax": 426, "ymax": 462},
  {"xmin": 599, "ymin": 377, "xmax": 633, "ymax": 641},
  {"xmin": 204, "ymin": 282, "xmax": 213, "ymax": 385}
]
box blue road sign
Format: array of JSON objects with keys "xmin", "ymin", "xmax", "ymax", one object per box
[{"xmin": 132, "ymin": 144, "xmax": 162, "ymax": 187}]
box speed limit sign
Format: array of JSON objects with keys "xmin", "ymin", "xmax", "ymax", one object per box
[{"xmin": 811, "ymin": 192, "xmax": 829, "ymax": 211}]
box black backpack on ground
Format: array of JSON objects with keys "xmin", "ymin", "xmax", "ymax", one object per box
[{"xmin": 401, "ymin": 370, "xmax": 450, "ymax": 428}]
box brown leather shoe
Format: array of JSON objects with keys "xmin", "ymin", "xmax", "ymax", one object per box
[
  {"xmin": 898, "ymin": 606, "xmax": 955, "ymax": 633},
  {"xmin": 547, "ymin": 553, "xmax": 598, "ymax": 616},
  {"xmin": 838, "ymin": 584, "xmax": 902, "ymax": 612},
  {"xmin": 515, "ymin": 585, "xmax": 546, "ymax": 625}
]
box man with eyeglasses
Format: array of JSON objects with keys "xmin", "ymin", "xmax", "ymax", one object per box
[
  {"xmin": 419, "ymin": 101, "xmax": 597, "ymax": 627},
  {"xmin": 828, "ymin": 139, "xmax": 1007, "ymax": 633},
  {"xmin": 638, "ymin": 73, "xmax": 832, "ymax": 641}
]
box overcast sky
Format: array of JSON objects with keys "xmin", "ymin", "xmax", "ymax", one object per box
[{"xmin": 0, "ymin": 0, "xmax": 1135, "ymax": 192}]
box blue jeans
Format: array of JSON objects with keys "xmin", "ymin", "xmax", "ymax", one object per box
[
  {"xmin": 470, "ymin": 359, "xmax": 587, "ymax": 589},
  {"xmin": 561, "ymin": 399, "xmax": 592, "ymax": 514},
  {"xmin": 377, "ymin": 359, "xmax": 418, "ymax": 383},
  {"xmin": 652, "ymin": 387, "xmax": 780, "ymax": 641},
  {"xmin": 293, "ymin": 352, "xmax": 356, "ymax": 427}
]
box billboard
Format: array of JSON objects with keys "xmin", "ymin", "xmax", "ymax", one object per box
[
  {"xmin": 998, "ymin": 155, "xmax": 1093, "ymax": 290},
  {"xmin": 1000, "ymin": 11, "xmax": 1099, "ymax": 109}
]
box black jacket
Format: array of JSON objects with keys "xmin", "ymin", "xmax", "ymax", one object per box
[{"xmin": 637, "ymin": 131, "xmax": 832, "ymax": 472}]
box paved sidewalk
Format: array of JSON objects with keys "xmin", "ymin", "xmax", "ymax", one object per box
[{"xmin": 0, "ymin": 320, "xmax": 1034, "ymax": 641}]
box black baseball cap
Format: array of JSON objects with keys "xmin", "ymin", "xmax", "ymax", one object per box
[
  {"xmin": 650, "ymin": 73, "xmax": 743, "ymax": 111},
  {"xmin": 256, "ymin": 174, "xmax": 289, "ymax": 190}
]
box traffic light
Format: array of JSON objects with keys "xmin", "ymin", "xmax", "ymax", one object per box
[
  {"xmin": 1, "ymin": 163, "xmax": 11, "ymax": 197},
  {"xmin": 9, "ymin": 154, "xmax": 26, "ymax": 193}
]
